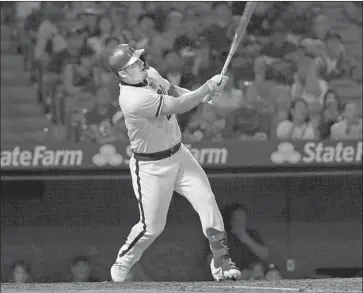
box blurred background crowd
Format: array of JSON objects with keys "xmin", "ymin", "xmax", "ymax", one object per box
[{"xmin": 0, "ymin": 1, "xmax": 362, "ymax": 144}]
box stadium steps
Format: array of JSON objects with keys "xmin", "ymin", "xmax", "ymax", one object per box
[
  {"xmin": 0, "ymin": 109, "xmax": 51, "ymax": 144},
  {"xmin": 1, "ymin": 116, "xmax": 49, "ymax": 133},
  {"xmin": 0, "ymin": 85, "xmax": 37, "ymax": 103},
  {"xmin": 0, "ymin": 25, "xmax": 16, "ymax": 55},
  {"xmin": 0, "ymin": 38, "xmax": 15, "ymax": 55},
  {"xmin": 0, "ymin": 25, "xmax": 12, "ymax": 39},
  {"xmin": 1, "ymin": 70, "xmax": 30, "ymax": 86},
  {"xmin": 1, "ymin": 69, "xmax": 51, "ymax": 143},
  {"xmin": 1, "ymin": 130, "xmax": 49, "ymax": 144},
  {"xmin": 1, "ymin": 55, "xmax": 25, "ymax": 72},
  {"xmin": 330, "ymin": 79, "xmax": 363, "ymax": 101},
  {"xmin": 1, "ymin": 102, "xmax": 44, "ymax": 118}
]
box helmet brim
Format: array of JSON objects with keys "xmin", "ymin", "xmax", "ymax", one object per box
[{"xmin": 123, "ymin": 49, "xmax": 145, "ymax": 69}]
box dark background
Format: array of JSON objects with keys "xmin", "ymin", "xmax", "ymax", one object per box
[{"xmin": 1, "ymin": 172, "xmax": 362, "ymax": 282}]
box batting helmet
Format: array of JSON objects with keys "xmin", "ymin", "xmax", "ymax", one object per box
[{"xmin": 104, "ymin": 44, "xmax": 145, "ymax": 77}]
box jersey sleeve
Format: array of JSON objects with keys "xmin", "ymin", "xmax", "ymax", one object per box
[
  {"xmin": 128, "ymin": 93, "xmax": 164, "ymax": 119},
  {"xmin": 147, "ymin": 67, "xmax": 172, "ymax": 94}
]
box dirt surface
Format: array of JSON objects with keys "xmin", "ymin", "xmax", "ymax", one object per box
[{"xmin": 1, "ymin": 278, "xmax": 362, "ymax": 293}]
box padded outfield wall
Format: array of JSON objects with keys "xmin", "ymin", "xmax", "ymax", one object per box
[{"xmin": 1, "ymin": 170, "xmax": 361, "ymax": 282}]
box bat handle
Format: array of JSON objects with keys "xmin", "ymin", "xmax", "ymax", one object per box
[{"xmin": 217, "ymin": 74, "xmax": 225, "ymax": 86}]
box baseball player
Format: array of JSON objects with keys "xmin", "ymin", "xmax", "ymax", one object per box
[{"xmin": 104, "ymin": 44, "xmax": 241, "ymax": 282}]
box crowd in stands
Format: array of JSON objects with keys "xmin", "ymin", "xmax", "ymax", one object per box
[{"xmin": 5, "ymin": 1, "xmax": 363, "ymax": 143}]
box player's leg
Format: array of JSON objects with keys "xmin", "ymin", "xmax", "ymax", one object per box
[
  {"xmin": 174, "ymin": 145, "xmax": 241, "ymax": 281},
  {"xmin": 111, "ymin": 157, "xmax": 177, "ymax": 282}
]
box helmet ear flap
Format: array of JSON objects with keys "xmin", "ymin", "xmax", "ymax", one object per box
[{"xmin": 140, "ymin": 54, "xmax": 149, "ymax": 69}]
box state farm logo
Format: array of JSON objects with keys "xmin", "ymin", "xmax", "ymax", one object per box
[
  {"xmin": 92, "ymin": 145, "xmax": 123, "ymax": 166},
  {"xmin": 270, "ymin": 142, "xmax": 302, "ymax": 164},
  {"xmin": 271, "ymin": 141, "xmax": 362, "ymax": 164}
]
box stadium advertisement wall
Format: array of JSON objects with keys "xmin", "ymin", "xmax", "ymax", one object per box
[{"xmin": 0, "ymin": 140, "xmax": 361, "ymax": 171}]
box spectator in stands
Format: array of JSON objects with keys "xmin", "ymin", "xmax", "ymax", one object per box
[
  {"xmin": 201, "ymin": 2, "xmax": 233, "ymax": 58},
  {"xmin": 124, "ymin": 2, "xmax": 145, "ymax": 32},
  {"xmin": 266, "ymin": 85, "xmax": 292, "ymax": 139},
  {"xmin": 247, "ymin": 2, "xmax": 282, "ymax": 37},
  {"xmin": 330, "ymin": 101, "xmax": 362, "ymax": 140},
  {"xmin": 87, "ymin": 14, "xmax": 115, "ymax": 55},
  {"xmin": 191, "ymin": 36, "xmax": 223, "ymax": 85},
  {"xmin": 308, "ymin": 100, "xmax": 323, "ymax": 139},
  {"xmin": 223, "ymin": 81, "xmax": 270, "ymax": 140},
  {"xmin": 33, "ymin": 2, "xmax": 69, "ymax": 108},
  {"xmin": 96, "ymin": 37, "xmax": 121, "ymax": 86},
  {"xmin": 131, "ymin": 13, "xmax": 157, "ymax": 50},
  {"xmin": 22, "ymin": 4, "xmax": 43, "ymax": 72},
  {"xmin": 60, "ymin": 46, "xmax": 99, "ymax": 129},
  {"xmin": 9, "ymin": 260, "xmax": 32, "ymax": 283},
  {"xmin": 260, "ymin": 23, "xmax": 294, "ymax": 59},
  {"xmin": 33, "ymin": 2, "xmax": 69, "ymax": 99},
  {"xmin": 79, "ymin": 4, "xmax": 102, "ymax": 40},
  {"xmin": 254, "ymin": 23, "xmax": 297, "ymax": 85},
  {"xmin": 143, "ymin": 2, "xmax": 168, "ymax": 33},
  {"xmin": 276, "ymin": 98, "xmax": 317, "ymax": 140},
  {"xmin": 150, "ymin": 10, "xmax": 184, "ymax": 57},
  {"xmin": 317, "ymin": 31, "xmax": 353, "ymax": 81},
  {"xmin": 70, "ymin": 255, "xmax": 97, "ymax": 282},
  {"xmin": 318, "ymin": 90, "xmax": 342, "ymax": 140},
  {"xmin": 104, "ymin": 36, "xmax": 122, "ymax": 51},
  {"xmin": 290, "ymin": 50, "xmax": 329, "ymax": 106},
  {"xmin": 183, "ymin": 103, "xmax": 226, "ymax": 142},
  {"xmin": 14, "ymin": 2, "xmax": 41, "ymax": 42},
  {"xmin": 63, "ymin": 46, "xmax": 99, "ymax": 98},
  {"xmin": 66, "ymin": 28, "xmax": 86, "ymax": 60},
  {"xmin": 1, "ymin": 2, "xmax": 15, "ymax": 25},
  {"xmin": 311, "ymin": 13, "xmax": 330, "ymax": 41},
  {"xmin": 84, "ymin": 86, "xmax": 126, "ymax": 144},
  {"xmin": 34, "ymin": 2, "xmax": 68, "ymax": 64},
  {"xmin": 282, "ymin": 2, "xmax": 312, "ymax": 37},
  {"xmin": 161, "ymin": 49, "xmax": 190, "ymax": 87},
  {"xmin": 212, "ymin": 203, "xmax": 270, "ymax": 281}
]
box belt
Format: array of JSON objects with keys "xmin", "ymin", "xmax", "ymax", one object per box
[{"xmin": 133, "ymin": 142, "xmax": 181, "ymax": 161}]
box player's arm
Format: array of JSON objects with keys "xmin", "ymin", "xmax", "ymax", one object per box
[
  {"xmin": 167, "ymin": 84, "xmax": 190, "ymax": 97},
  {"xmin": 149, "ymin": 67, "xmax": 206, "ymax": 101},
  {"xmin": 161, "ymin": 75, "xmax": 227, "ymax": 115},
  {"xmin": 168, "ymin": 84, "xmax": 216, "ymax": 104},
  {"xmin": 129, "ymin": 75, "xmax": 227, "ymax": 118}
]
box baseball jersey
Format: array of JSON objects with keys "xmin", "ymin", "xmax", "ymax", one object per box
[{"xmin": 118, "ymin": 67, "xmax": 181, "ymax": 153}]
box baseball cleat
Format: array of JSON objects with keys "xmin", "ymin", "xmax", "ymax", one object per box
[
  {"xmin": 210, "ymin": 258, "xmax": 241, "ymax": 281},
  {"xmin": 110, "ymin": 262, "xmax": 131, "ymax": 283}
]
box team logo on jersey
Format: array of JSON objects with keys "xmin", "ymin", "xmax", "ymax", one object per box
[{"xmin": 92, "ymin": 144, "xmax": 123, "ymax": 167}]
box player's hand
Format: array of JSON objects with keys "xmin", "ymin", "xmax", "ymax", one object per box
[
  {"xmin": 206, "ymin": 74, "xmax": 228, "ymax": 92},
  {"xmin": 202, "ymin": 91, "xmax": 223, "ymax": 105}
]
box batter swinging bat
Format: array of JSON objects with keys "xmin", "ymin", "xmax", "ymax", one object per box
[{"xmin": 218, "ymin": 1, "xmax": 258, "ymax": 85}]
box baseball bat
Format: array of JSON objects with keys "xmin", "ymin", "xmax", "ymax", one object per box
[{"xmin": 218, "ymin": 1, "xmax": 258, "ymax": 85}]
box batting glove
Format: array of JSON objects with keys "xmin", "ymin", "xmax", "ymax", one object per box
[{"xmin": 206, "ymin": 74, "xmax": 228, "ymax": 92}]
